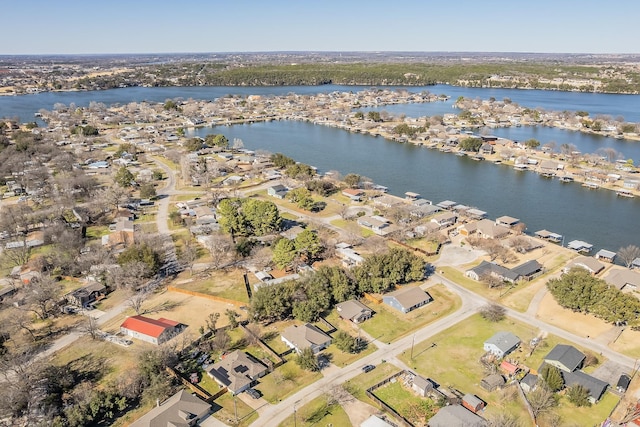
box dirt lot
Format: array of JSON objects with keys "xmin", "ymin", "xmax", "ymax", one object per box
[
  {"xmin": 535, "ymin": 292, "xmax": 613, "ymax": 338},
  {"xmin": 100, "ymin": 288, "xmax": 248, "ymax": 339}
]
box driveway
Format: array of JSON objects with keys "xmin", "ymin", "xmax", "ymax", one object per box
[{"xmin": 436, "ymin": 243, "xmax": 485, "ymax": 266}]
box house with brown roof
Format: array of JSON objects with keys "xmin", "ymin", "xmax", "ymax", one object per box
[
  {"xmin": 207, "ymin": 350, "xmax": 268, "ymax": 395},
  {"xmin": 130, "ymin": 389, "xmax": 210, "ymax": 427},
  {"xmin": 336, "ymin": 300, "xmax": 373, "ymax": 323},
  {"xmin": 563, "ymin": 256, "xmax": 605, "ymax": 275},
  {"xmin": 120, "ymin": 315, "xmax": 182, "ymax": 345},
  {"xmin": 281, "ymin": 323, "xmax": 332, "ymax": 354},
  {"xmin": 383, "ymin": 286, "xmax": 432, "ymax": 313},
  {"xmin": 604, "ymin": 268, "xmax": 640, "ymax": 292},
  {"xmin": 342, "ymin": 188, "xmax": 365, "ymax": 201}
]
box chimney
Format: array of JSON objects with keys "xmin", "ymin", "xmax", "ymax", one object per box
[{"xmin": 156, "ymin": 398, "xmax": 160, "ymax": 407}]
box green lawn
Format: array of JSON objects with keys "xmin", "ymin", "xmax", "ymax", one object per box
[
  {"xmin": 360, "ymin": 284, "xmax": 461, "ymax": 343},
  {"xmin": 343, "ymin": 362, "xmax": 402, "ymax": 405},
  {"xmin": 85, "ymin": 225, "xmax": 110, "ymax": 239},
  {"xmin": 211, "ymin": 392, "xmax": 259, "ymax": 427},
  {"xmin": 397, "ymin": 313, "xmax": 610, "ymax": 425},
  {"xmin": 277, "ymin": 395, "xmax": 351, "ymax": 427},
  {"xmin": 373, "ymin": 380, "xmax": 438, "ymax": 425},
  {"xmin": 323, "ymin": 341, "xmax": 377, "ymax": 368},
  {"xmin": 552, "ymin": 391, "xmax": 618, "ymax": 427},
  {"xmin": 254, "ymin": 356, "xmax": 322, "ymax": 403}
]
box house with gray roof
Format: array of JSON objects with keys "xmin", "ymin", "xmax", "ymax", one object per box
[
  {"xmin": 130, "ymin": 389, "xmax": 210, "ymax": 427},
  {"xmin": 336, "ymin": 300, "xmax": 373, "ymax": 323},
  {"xmin": 483, "ymin": 331, "xmax": 521, "ymax": 358},
  {"xmin": 383, "ymin": 286, "xmax": 432, "ymax": 313},
  {"xmin": 561, "ymin": 370, "xmax": 608, "ymax": 403},
  {"xmin": 207, "ymin": 350, "xmax": 268, "ymax": 395},
  {"xmin": 465, "ymin": 260, "xmax": 519, "ymax": 283},
  {"xmin": 281, "ymin": 323, "xmax": 331, "ymax": 354},
  {"xmin": 428, "ymin": 405, "xmax": 486, "ymax": 427},
  {"xmin": 543, "ymin": 344, "xmax": 585, "ymax": 372},
  {"xmin": 510, "ymin": 260, "xmax": 544, "ymax": 281},
  {"xmin": 520, "ymin": 373, "xmax": 538, "ymax": 393}
]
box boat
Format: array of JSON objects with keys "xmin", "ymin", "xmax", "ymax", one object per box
[
  {"xmin": 455, "ymin": 152, "xmax": 466, "ymax": 157},
  {"xmin": 558, "ymin": 176, "xmax": 574, "ymax": 183},
  {"xmin": 616, "ymin": 189, "xmax": 635, "ymax": 198},
  {"xmin": 539, "ymin": 172, "xmax": 555, "ymax": 178},
  {"xmin": 471, "ymin": 155, "xmax": 485, "ymax": 161}
]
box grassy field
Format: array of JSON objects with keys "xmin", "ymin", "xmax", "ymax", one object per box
[
  {"xmin": 343, "ymin": 362, "xmax": 402, "ymax": 405},
  {"xmin": 396, "ymin": 313, "xmax": 613, "ymax": 426},
  {"xmin": 323, "ymin": 340, "xmax": 377, "ymax": 368},
  {"xmin": 173, "ymin": 268, "xmax": 253, "ymax": 304},
  {"xmin": 359, "ymin": 284, "xmax": 461, "ymax": 343},
  {"xmin": 373, "ymin": 380, "xmax": 438, "ymax": 426},
  {"xmin": 254, "ymin": 356, "xmax": 323, "ymax": 403},
  {"xmin": 211, "ymin": 392, "xmax": 259, "ymax": 427},
  {"xmin": 277, "ymin": 395, "xmax": 351, "ymax": 427}
]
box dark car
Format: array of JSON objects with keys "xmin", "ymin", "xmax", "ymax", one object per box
[
  {"xmin": 246, "ymin": 388, "xmax": 261, "ymax": 399},
  {"xmin": 362, "ymin": 364, "xmax": 375, "ymax": 373}
]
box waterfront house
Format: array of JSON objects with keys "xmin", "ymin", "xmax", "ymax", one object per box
[
  {"xmin": 336, "ymin": 300, "xmax": 373, "ymax": 323},
  {"xmin": 510, "ymin": 260, "xmax": 544, "ymax": 281},
  {"xmin": 342, "ymin": 188, "xmax": 365, "ymax": 201},
  {"xmin": 281, "ymin": 323, "xmax": 331, "ymax": 354},
  {"xmin": 563, "ymin": 256, "xmax": 605, "ymax": 275},
  {"xmin": 603, "ymin": 269, "xmax": 640, "ymax": 292},
  {"xmin": 383, "ymin": 286, "xmax": 432, "ymax": 313},
  {"xmin": 120, "ymin": 315, "xmax": 182, "ymax": 345},
  {"xmin": 475, "ymin": 219, "xmax": 510, "ymax": 239},
  {"xmin": 465, "ymin": 260, "xmax": 519, "ymax": 283},
  {"xmin": 130, "ymin": 389, "xmax": 210, "ymax": 427},
  {"xmin": 595, "ymin": 249, "xmax": 616, "ymax": 263},
  {"xmin": 428, "ymin": 404, "xmax": 487, "ymax": 427},
  {"xmin": 207, "ymin": 350, "xmax": 268, "ymax": 395},
  {"xmin": 483, "ymin": 331, "xmax": 521, "ymax": 358},
  {"xmin": 633, "ymin": 258, "xmax": 640, "ymax": 270},
  {"xmin": 543, "ymin": 344, "xmax": 585, "ymax": 372},
  {"xmin": 431, "ymin": 212, "xmax": 457, "ymax": 228}
]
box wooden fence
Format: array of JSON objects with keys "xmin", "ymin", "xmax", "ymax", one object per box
[{"xmin": 366, "ymin": 370, "xmax": 415, "ymax": 427}]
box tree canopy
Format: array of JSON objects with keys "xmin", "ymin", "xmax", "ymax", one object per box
[
  {"xmin": 547, "ymin": 268, "xmax": 640, "ymax": 325},
  {"xmin": 353, "ymin": 248, "xmax": 425, "ymax": 293},
  {"xmin": 459, "ymin": 137, "xmax": 483, "ymax": 152},
  {"xmin": 217, "ymin": 197, "xmax": 282, "ymax": 237}
]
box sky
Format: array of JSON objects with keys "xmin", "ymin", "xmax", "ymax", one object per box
[{"xmin": 2, "ymin": 0, "xmax": 639, "ymax": 55}]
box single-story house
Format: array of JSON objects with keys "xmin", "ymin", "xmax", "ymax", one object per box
[
  {"xmin": 357, "ymin": 216, "xmax": 390, "ymax": 235},
  {"xmin": 561, "ymin": 370, "xmax": 608, "ymax": 403},
  {"xmin": 65, "ymin": 282, "xmax": 107, "ymax": 308},
  {"xmin": 462, "ymin": 393, "xmax": 485, "ymax": 413},
  {"xmin": 465, "ymin": 260, "xmax": 519, "ymax": 283},
  {"xmin": 207, "ymin": 350, "xmax": 268, "ymax": 394},
  {"xmin": 483, "ymin": 331, "xmax": 521, "ymax": 358},
  {"xmin": 595, "ymin": 249, "xmax": 617, "ymax": 263},
  {"xmin": 510, "ymin": 260, "xmax": 544, "ymax": 281},
  {"xmin": 361, "ymin": 415, "xmax": 396, "ymax": 427},
  {"xmin": 543, "ymin": 344, "xmax": 585, "ymax": 372},
  {"xmin": 383, "ymin": 287, "xmax": 432, "ymax": 314},
  {"xmin": 336, "ymin": 300, "xmax": 373, "ymax": 323},
  {"xmin": 342, "ymin": 188, "xmax": 365, "ymax": 201},
  {"xmin": 130, "ymin": 389, "xmax": 210, "ymax": 427},
  {"xmin": 475, "ymin": 219, "xmax": 510, "ymax": 239},
  {"xmin": 563, "ymin": 256, "xmax": 605, "ymax": 275},
  {"xmin": 480, "ymin": 373, "xmax": 505, "ymax": 391},
  {"xmin": 431, "ymin": 212, "xmax": 457, "ymax": 228},
  {"xmin": 281, "ymin": 323, "xmax": 332, "ymax": 354},
  {"xmin": 428, "ymin": 404, "xmax": 486, "ymax": 427},
  {"xmin": 120, "ymin": 315, "xmax": 182, "ymax": 345},
  {"xmin": 267, "ymin": 184, "xmax": 288, "ymax": 199},
  {"xmin": 604, "ymin": 269, "xmax": 640, "ymax": 292},
  {"xmin": 335, "ymin": 242, "xmax": 364, "ymax": 267}
]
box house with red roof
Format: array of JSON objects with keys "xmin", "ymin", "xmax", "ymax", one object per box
[{"xmin": 120, "ymin": 315, "xmax": 182, "ymax": 345}]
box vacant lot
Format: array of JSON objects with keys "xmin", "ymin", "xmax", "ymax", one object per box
[
  {"xmin": 173, "ymin": 267, "xmax": 254, "ymax": 304},
  {"xmin": 535, "ymin": 292, "xmax": 613, "ymax": 339},
  {"xmin": 277, "ymin": 395, "xmax": 351, "ymax": 427}
]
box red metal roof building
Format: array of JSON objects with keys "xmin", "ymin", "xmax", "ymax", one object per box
[{"xmin": 120, "ymin": 315, "xmax": 181, "ymax": 345}]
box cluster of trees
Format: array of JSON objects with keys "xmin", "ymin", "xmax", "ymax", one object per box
[
  {"xmin": 217, "ymin": 197, "xmax": 282, "ymax": 237},
  {"xmin": 272, "ymin": 229, "xmax": 324, "ymax": 269},
  {"xmin": 204, "ymin": 133, "xmax": 229, "ymax": 148},
  {"xmin": 459, "ymin": 137, "xmax": 483, "ymax": 152},
  {"xmin": 71, "ymin": 125, "xmax": 99, "ymax": 136},
  {"xmin": 547, "ymin": 268, "xmax": 640, "ymax": 325},
  {"xmin": 117, "ymin": 242, "xmax": 163, "ymax": 279},
  {"xmin": 392, "ymin": 123, "xmax": 427, "ymax": 138},
  {"xmin": 251, "ymin": 248, "xmax": 425, "ymax": 323}
]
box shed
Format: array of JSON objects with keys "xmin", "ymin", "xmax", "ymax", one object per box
[
  {"xmin": 520, "ymin": 373, "xmax": 538, "ymax": 393},
  {"xmin": 595, "ymin": 249, "xmax": 617, "ymax": 263},
  {"xmin": 462, "ymin": 393, "xmax": 485, "ymax": 413},
  {"xmin": 617, "ymin": 374, "xmax": 631, "ymax": 393},
  {"xmin": 480, "ymin": 374, "xmax": 505, "ymax": 391}
]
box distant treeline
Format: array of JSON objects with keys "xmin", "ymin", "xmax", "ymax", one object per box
[{"xmin": 69, "ymin": 61, "xmax": 640, "ymax": 93}]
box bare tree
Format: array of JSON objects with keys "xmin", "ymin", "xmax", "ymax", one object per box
[
  {"xmin": 23, "ymin": 275, "xmax": 62, "ymax": 320},
  {"xmin": 480, "ymin": 303, "xmax": 506, "ymax": 322},
  {"xmin": 243, "ymin": 323, "xmax": 261, "ymax": 346},
  {"xmin": 486, "ymin": 412, "xmax": 522, "ymax": 427},
  {"xmin": 81, "ymin": 315, "xmax": 101, "ymax": 340},
  {"xmin": 204, "ymin": 232, "xmax": 234, "ymax": 269},
  {"xmin": 212, "ymin": 330, "xmax": 231, "ymax": 352},
  {"xmin": 177, "ymin": 237, "xmax": 199, "ymax": 276},
  {"xmin": 618, "ymin": 245, "xmax": 640, "ymax": 268},
  {"xmin": 126, "ymin": 290, "xmax": 149, "ymax": 315},
  {"xmin": 527, "ymin": 386, "xmax": 557, "ymax": 417},
  {"xmin": 480, "ymin": 273, "xmax": 505, "ymax": 289}
]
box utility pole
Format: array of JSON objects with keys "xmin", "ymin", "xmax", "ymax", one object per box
[
  {"xmin": 294, "ymin": 399, "xmax": 301, "ymax": 427},
  {"xmin": 410, "ymin": 334, "xmax": 416, "ymax": 360}
]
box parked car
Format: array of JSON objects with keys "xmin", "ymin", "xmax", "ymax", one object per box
[
  {"xmin": 245, "ymin": 388, "xmax": 261, "ymax": 399},
  {"xmin": 362, "ymin": 364, "xmax": 375, "ymax": 373}
]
